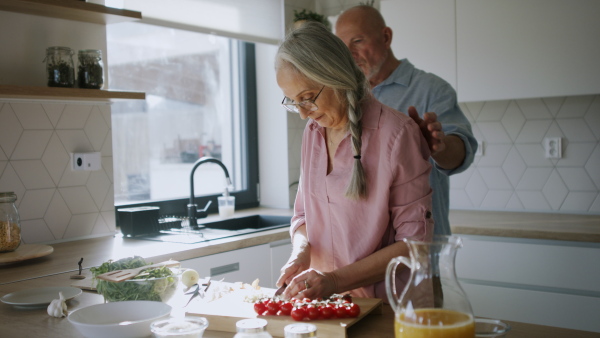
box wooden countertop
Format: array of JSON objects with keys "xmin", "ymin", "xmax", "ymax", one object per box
[
  {"xmin": 0, "ymin": 271, "xmax": 597, "ymax": 338},
  {"xmin": 0, "ymin": 207, "xmax": 293, "ymax": 285},
  {"xmin": 450, "ymin": 210, "xmax": 600, "ymax": 243}
]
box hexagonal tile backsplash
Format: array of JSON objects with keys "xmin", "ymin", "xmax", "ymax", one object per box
[
  {"xmin": 286, "ymin": 94, "xmax": 600, "ymax": 214},
  {"xmin": 0, "ymin": 100, "xmax": 115, "ymax": 244},
  {"xmin": 453, "ymin": 94, "xmax": 600, "ymax": 213}
]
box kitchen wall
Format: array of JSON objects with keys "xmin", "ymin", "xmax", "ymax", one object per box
[
  {"xmin": 286, "ymin": 95, "xmax": 600, "ymax": 214},
  {"xmin": 282, "ymin": 1, "xmax": 600, "ymax": 215},
  {"xmin": 0, "ymin": 100, "xmax": 116, "ymax": 244},
  {"xmin": 454, "ymin": 95, "xmax": 600, "ymax": 213},
  {"xmin": 0, "ymin": 11, "xmax": 116, "ymax": 244}
]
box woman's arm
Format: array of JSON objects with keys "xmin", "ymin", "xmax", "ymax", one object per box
[{"xmin": 276, "ymin": 224, "xmax": 312, "ymax": 289}]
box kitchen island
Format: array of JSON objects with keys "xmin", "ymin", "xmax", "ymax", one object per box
[{"xmin": 1, "ymin": 207, "xmax": 599, "ymax": 336}]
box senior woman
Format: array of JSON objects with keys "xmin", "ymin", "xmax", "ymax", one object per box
[{"xmin": 275, "ymin": 22, "xmax": 433, "ymax": 301}]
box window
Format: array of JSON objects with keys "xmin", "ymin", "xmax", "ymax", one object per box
[{"xmin": 107, "ymin": 22, "xmax": 258, "ymax": 216}]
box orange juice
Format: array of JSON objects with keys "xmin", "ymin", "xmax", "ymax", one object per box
[{"xmin": 395, "ymin": 308, "xmax": 475, "ymax": 338}]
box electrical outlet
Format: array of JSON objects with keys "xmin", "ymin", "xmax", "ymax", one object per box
[
  {"xmin": 71, "ymin": 152, "xmax": 101, "ymax": 171},
  {"xmin": 543, "ymin": 137, "xmax": 562, "ymax": 159}
]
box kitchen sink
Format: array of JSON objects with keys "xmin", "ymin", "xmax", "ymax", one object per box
[{"xmin": 137, "ymin": 214, "xmax": 291, "ymax": 244}]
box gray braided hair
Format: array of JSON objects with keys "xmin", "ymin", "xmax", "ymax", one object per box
[{"xmin": 276, "ymin": 21, "xmax": 369, "ymax": 199}]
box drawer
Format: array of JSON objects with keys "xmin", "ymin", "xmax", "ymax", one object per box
[
  {"xmin": 462, "ymin": 282, "xmax": 600, "ymax": 333},
  {"xmin": 183, "ymin": 244, "xmax": 270, "ymax": 286},
  {"xmin": 456, "ymin": 236, "xmax": 600, "ymax": 293}
]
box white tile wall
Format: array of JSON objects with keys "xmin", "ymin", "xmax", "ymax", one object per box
[
  {"xmin": 453, "ymin": 94, "xmax": 600, "ymax": 214},
  {"xmin": 286, "ymin": 94, "xmax": 600, "ymax": 214},
  {"xmin": 0, "ymin": 100, "xmax": 116, "ymax": 243}
]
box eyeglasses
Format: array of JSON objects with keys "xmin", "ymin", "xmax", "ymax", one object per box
[{"xmin": 281, "ymin": 86, "xmax": 325, "ymax": 113}]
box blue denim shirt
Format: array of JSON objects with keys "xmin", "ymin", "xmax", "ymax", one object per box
[{"xmin": 372, "ymin": 59, "xmax": 477, "ymax": 235}]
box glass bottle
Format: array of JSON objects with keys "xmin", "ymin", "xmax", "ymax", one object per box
[
  {"xmin": 45, "ymin": 46, "xmax": 75, "ymax": 88},
  {"xmin": 233, "ymin": 319, "xmax": 273, "ymax": 338},
  {"xmin": 77, "ymin": 49, "xmax": 104, "ymax": 89},
  {"xmin": 0, "ymin": 192, "xmax": 21, "ymax": 253}
]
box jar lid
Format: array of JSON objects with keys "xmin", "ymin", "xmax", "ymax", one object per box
[
  {"xmin": 46, "ymin": 46, "xmax": 73, "ymax": 52},
  {"xmin": 284, "ymin": 323, "xmax": 317, "ymax": 338},
  {"xmin": 78, "ymin": 49, "xmax": 102, "ymax": 55},
  {"xmin": 236, "ymin": 319, "xmax": 268, "ymax": 333},
  {"xmin": 0, "ymin": 192, "xmax": 17, "ymax": 202}
]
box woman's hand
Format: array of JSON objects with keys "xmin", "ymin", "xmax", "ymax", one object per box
[
  {"xmin": 276, "ymin": 245, "xmax": 311, "ymax": 290},
  {"xmin": 281, "ymin": 269, "xmax": 337, "ymax": 300}
]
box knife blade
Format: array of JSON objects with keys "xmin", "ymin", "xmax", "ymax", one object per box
[{"xmin": 274, "ymin": 283, "xmax": 287, "ymax": 297}]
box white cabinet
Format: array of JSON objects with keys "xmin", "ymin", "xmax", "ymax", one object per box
[
  {"xmin": 381, "ymin": 0, "xmax": 457, "ymax": 90},
  {"xmin": 269, "ymin": 239, "xmax": 292, "ymax": 288},
  {"xmin": 381, "ymin": 0, "xmax": 600, "ymax": 102},
  {"xmin": 183, "ymin": 244, "xmax": 271, "ymax": 286},
  {"xmin": 456, "ymin": 235, "xmax": 600, "ymax": 333}
]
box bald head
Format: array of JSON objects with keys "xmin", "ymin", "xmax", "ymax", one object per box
[
  {"xmin": 335, "ymin": 5, "xmax": 399, "ymax": 87},
  {"xmin": 336, "ymin": 5, "xmax": 386, "ymax": 35}
]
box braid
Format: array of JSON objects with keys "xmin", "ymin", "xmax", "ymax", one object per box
[{"xmin": 345, "ymin": 89, "xmax": 367, "ymax": 200}]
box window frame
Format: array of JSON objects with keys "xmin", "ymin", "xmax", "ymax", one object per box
[{"xmin": 113, "ymin": 42, "xmax": 259, "ymax": 219}]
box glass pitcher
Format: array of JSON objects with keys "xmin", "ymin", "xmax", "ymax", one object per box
[{"xmin": 386, "ymin": 235, "xmax": 474, "ymax": 338}]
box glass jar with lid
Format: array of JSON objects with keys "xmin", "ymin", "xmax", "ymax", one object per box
[
  {"xmin": 0, "ymin": 192, "xmax": 22, "ymax": 253},
  {"xmin": 77, "ymin": 49, "xmax": 104, "ymax": 89},
  {"xmin": 284, "ymin": 323, "xmax": 317, "ymax": 338},
  {"xmin": 45, "ymin": 46, "xmax": 75, "ymax": 88},
  {"xmin": 234, "ymin": 319, "xmax": 273, "ymax": 338}
]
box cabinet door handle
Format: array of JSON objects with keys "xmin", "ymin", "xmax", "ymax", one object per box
[{"xmin": 210, "ymin": 262, "xmax": 239, "ymax": 276}]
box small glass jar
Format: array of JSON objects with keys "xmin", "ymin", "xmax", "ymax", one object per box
[
  {"xmin": 45, "ymin": 46, "xmax": 75, "ymax": 88},
  {"xmin": 284, "ymin": 323, "xmax": 317, "ymax": 338},
  {"xmin": 0, "ymin": 192, "xmax": 22, "ymax": 253},
  {"xmin": 234, "ymin": 319, "xmax": 273, "ymax": 338},
  {"xmin": 77, "ymin": 49, "xmax": 104, "ymax": 89}
]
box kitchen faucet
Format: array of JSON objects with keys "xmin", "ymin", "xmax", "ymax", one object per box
[{"xmin": 188, "ymin": 157, "xmax": 232, "ymax": 227}]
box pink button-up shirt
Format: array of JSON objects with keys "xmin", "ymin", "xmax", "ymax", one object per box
[{"xmin": 291, "ymin": 97, "xmax": 433, "ymax": 299}]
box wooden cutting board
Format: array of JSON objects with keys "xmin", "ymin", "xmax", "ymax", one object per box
[
  {"xmin": 0, "ymin": 244, "xmax": 53, "ymax": 264},
  {"xmin": 185, "ymin": 283, "xmax": 383, "ymax": 338}
]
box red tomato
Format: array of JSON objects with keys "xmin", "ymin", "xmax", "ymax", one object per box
[
  {"xmin": 279, "ymin": 302, "xmax": 293, "ymax": 316},
  {"xmin": 290, "ymin": 306, "xmax": 306, "ymax": 321},
  {"xmin": 302, "ymin": 297, "xmax": 312, "ymax": 303},
  {"xmin": 267, "ymin": 300, "xmax": 281, "ymax": 314},
  {"xmin": 253, "ymin": 302, "xmax": 266, "ymax": 315},
  {"xmin": 319, "ymin": 304, "xmax": 334, "ymax": 319},
  {"xmin": 306, "ymin": 305, "xmax": 320, "ymax": 320},
  {"xmin": 335, "ymin": 305, "xmax": 347, "ymax": 318},
  {"xmin": 347, "ymin": 303, "xmax": 360, "ymax": 318}
]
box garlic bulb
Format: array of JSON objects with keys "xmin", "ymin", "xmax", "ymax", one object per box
[{"xmin": 47, "ymin": 292, "xmax": 67, "ymax": 318}]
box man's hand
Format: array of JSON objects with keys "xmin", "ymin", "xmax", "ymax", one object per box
[{"xmin": 408, "ymin": 106, "xmax": 445, "ymax": 155}]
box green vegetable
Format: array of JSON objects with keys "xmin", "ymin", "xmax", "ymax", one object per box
[{"xmin": 90, "ymin": 256, "xmax": 178, "ymax": 302}]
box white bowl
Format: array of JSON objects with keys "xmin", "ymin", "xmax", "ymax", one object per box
[{"xmin": 68, "ymin": 301, "xmax": 172, "ymax": 338}]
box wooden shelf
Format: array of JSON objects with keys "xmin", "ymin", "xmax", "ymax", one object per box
[
  {"xmin": 0, "ymin": 0, "xmax": 141, "ymax": 24},
  {"xmin": 0, "ymin": 85, "xmax": 145, "ymax": 101}
]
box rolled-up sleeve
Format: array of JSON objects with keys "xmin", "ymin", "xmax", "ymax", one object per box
[{"xmin": 388, "ymin": 118, "xmax": 434, "ymax": 242}]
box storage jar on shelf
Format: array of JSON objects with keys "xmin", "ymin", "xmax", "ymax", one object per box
[
  {"xmin": 0, "ymin": 192, "xmax": 21, "ymax": 253},
  {"xmin": 45, "ymin": 46, "xmax": 75, "ymax": 88},
  {"xmin": 77, "ymin": 49, "xmax": 104, "ymax": 89}
]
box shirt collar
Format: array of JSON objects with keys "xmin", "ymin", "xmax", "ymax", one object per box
[
  {"xmin": 375, "ymin": 58, "xmax": 413, "ymax": 89},
  {"xmin": 307, "ymin": 96, "xmax": 382, "ymax": 132}
]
